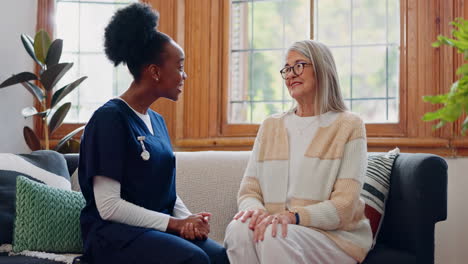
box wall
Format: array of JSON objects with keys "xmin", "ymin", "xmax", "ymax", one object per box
[
  {"xmin": 0, "ymin": 0, "xmax": 37, "ymax": 153},
  {"xmin": 436, "ymin": 157, "xmax": 468, "ymax": 264}
]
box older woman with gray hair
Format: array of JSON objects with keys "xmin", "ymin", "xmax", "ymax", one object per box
[{"xmin": 224, "ymin": 40, "xmax": 373, "ymax": 263}]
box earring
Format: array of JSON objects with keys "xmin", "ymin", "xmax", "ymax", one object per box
[{"xmin": 154, "ymin": 76, "xmax": 159, "ymax": 81}]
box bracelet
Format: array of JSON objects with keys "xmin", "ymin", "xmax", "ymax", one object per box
[
  {"xmin": 287, "ymin": 208, "xmax": 300, "ymax": 225},
  {"xmin": 295, "ymin": 212, "xmax": 300, "ymax": 225}
]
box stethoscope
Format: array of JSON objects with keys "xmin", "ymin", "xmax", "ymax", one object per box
[{"xmin": 137, "ymin": 136, "xmax": 150, "ymax": 161}]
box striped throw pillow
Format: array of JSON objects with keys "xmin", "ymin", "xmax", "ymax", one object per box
[{"xmin": 361, "ymin": 148, "xmax": 399, "ymax": 245}]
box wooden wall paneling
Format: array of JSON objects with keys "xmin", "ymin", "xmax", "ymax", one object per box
[
  {"xmin": 181, "ymin": 0, "xmax": 212, "ymax": 139},
  {"xmin": 416, "ymin": 0, "xmax": 437, "ymax": 138},
  {"xmin": 452, "ymin": 0, "xmax": 468, "ymax": 153},
  {"xmin": 209, "ymin": 0, "xmax": 223, "ymax": 138},
  {"xmin": 175, "ymin": 0, "xmax": 186, "ymax": 142},
  {"xmin": 439, "ymin": 0, "xmax": 457, "ymax": 140},
  {"xmin": 35, "ymin": 0, "xmax": 55, "ymax": 145},
  {"xmin": 406, "ymin": 0, "xmax": 418, "ymax": 137},
  {"xmin": 144, "ymin": 0, "xmax": 183, "ymax": 141}
]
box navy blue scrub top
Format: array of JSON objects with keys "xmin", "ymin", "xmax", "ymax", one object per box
[{"xmin": 78, "ymin": 99, "xmax": 177, "ymax": 252}]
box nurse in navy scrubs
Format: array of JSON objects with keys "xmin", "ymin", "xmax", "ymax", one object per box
[{"xmin": 78, "ymin": 3, "xmax": 228, "ymax": 264}]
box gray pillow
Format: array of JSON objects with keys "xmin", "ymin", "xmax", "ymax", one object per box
[{"xmin": 0, "ymin": 150, "xmax": 71, "ymax": 244}]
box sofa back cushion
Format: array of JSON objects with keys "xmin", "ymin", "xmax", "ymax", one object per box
[
  {"xmin": 0, "ymin": 150, "xmax": 71, "ymax": 244},
  {"xmin": 175, "ymin": 151, "xmax": 250, "ymax": 243}
]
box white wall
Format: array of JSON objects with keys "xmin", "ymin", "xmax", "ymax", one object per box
[
  {"xmin": 0, "ymin": 0, "xmax": 37, "ymax": 153},
  {"xmin": 436, "ymin": 158, "xmax": 468, "ymax": 264}
]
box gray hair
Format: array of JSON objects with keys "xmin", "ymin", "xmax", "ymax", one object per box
[{"xmin": 287, "ymin": 40, "xmax": 347, "ymax": 114}]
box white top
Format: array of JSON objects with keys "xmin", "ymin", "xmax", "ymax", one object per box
[
  {"xmin": 283, "ymin": 111, "xmax": 340, "ymax": 206},
  {"xmin": 93, "ymin": 98, "xmax": 192, "ymax": 232},
  {"xmin": 115, "ymin": 97, "xmax": 154, "ymax": 135}
]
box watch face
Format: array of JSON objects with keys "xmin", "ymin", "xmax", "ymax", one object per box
[{"xmin": 141, "ymin": 150, "xmax": 150, "ymax": 161}]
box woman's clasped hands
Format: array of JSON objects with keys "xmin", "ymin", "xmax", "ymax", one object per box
[
  {"xmin": 178, "ymin": 212, "xmax": 212, "ymax": 241},
  {"xmin": 233, "ymin": 209, "xmax": 296, "ymax": 242}
]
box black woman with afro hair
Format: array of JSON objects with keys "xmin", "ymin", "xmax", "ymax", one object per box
[{"xmin": 77, "ymin": 3, "xmax": 228, "ymax": 264}]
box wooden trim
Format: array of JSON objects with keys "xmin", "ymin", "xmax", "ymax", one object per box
[
  {"xmin": 367, "ymin": 137, "xmax": 449, "ymax": 148},
  {"xmin": 175, "ymin": 137, "xmax": 254, "ymax": 148},
  {"xmin": 34, "ymin": 0, "xmax": 55, "ymax": 142},
  {"xmin": 310, "ymin": 0, "xmax": 314, "ymax": 39},
  {"xmin": 52, "ymin": 123, "xmax": 84, "ymax": 139}
]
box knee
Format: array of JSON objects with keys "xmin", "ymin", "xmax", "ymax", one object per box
[
  {"xmin": 208, "ymin": 246, "xmax": 228, "ymax": 264},
  {"xmin": 186, "ymin": 247, "xmax": 210, "ymax": 264},
  {"xmin": 224, "ymin": 219, "xmax": 252, "ymax": 245},
  {"xmin": 258, "ymin": 225, "xmax": 283, "ymax": 249}
]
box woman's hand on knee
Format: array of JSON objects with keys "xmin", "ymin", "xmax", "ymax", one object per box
[
  {"xmin": 248, "ymin": 209, "xmax": 269, "ymax": 230},
  {"xmin": 234, "ymin": 209, "xmax": 269, "ymax": 228},
  {"xmin": 270, "ymin": 212, "xmax": 295, "ymax": 238},
  {"xmin": 253, "ymin": 214, "xmax": 274, "ymax": 242}
]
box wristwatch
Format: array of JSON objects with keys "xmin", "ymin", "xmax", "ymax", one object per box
[{"xmin": 287, "ymin": 208, "xmax": 300, "ymax": 225}]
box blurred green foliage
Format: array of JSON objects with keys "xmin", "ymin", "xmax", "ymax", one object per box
[{"xmin": 423, "ymin": 18, "xmax": 468, "ymax": 135}]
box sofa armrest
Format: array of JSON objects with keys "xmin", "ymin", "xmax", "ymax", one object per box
[{"xmin": 373, "ymin": 153, "xmax": 447, "ymax": 264}]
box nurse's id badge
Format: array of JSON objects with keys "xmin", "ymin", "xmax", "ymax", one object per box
[{"xmin": 137, "ymin": 136, "xmax": 150, "ymax": 161}]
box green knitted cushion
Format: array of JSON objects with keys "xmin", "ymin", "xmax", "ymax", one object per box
[{"xmin": 13, "ymin": 176, "xmax": 85, "ymax": 253}]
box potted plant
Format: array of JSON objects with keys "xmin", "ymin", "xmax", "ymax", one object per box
[
  {"xmin": 0, "ymin": 30, "xmax": 86, "ymax": 152},
  {"xmin": 423, "ymin": 18, "xmax": 468, "ymax": 135}
]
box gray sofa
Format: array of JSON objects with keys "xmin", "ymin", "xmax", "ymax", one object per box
[{"xmin": 1, "ymin": 151, "xmax": 447, "ymax": 264}]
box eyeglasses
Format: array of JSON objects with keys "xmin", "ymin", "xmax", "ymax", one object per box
[{"xmin": 279, "ymin": 62, "xmax": 312, "ymax": 80}]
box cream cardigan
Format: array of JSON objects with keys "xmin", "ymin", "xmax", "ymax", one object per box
[{"xmin": 237, "ymin": 111, "xmax": 373, "ymax": 262}]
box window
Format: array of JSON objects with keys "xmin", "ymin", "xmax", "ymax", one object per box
[
  {"xmin": 228, "ymin": 0, "xmax": 400, "ymax": 124},
  {"xmin": 40, "ymin": 0, "xmax": 468, "ymax": 155},
  {"xmin": 313, "ymin": 0, "xmax": 400, "ymax": 123},
  {"xmin": 229, "ymin": 0, "xmax": 310, "ymax": 124},
  {"xmin": 55, "ymin": 0, "xmax": 137, "ymax": 123}
]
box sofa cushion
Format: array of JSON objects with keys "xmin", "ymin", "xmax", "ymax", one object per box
[
  {"xmin": 13, "ymin": 176, "xmax": 84, "ymax": 253},
  {"xmin": 70, "ymin": 169, "xmax": 81, "ymax": 192},
  {"xmin": 361, "ymin": 148, "xmax": 399, "ymax": 245},
  {"xmin": 0, "ymin": 150, "xmax": 71, "ymax": 244},
  {"xmin": 175, "ymin": 151, "xmax": 250, "ymax": 243}
]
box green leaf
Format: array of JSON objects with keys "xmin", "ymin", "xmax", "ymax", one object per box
[
  {"xmin": 56, "ymin": 139, "xmax": 81, "ymax": 154},
  {"xmin": 21, "ymin": 106, "xmax": 38, "ymax": 118},
  {"xmin": 23, "ymin": 126, "xmax": 41, "ymax": 151},
  {"xmin": 0, "ymin": 72, "xmax": 37, "ymax": 88},
  {"xmin": 51, "ymin": 76, "xmax": 87, "ymax": 108},
  {"xmin": 21, "ymin": 34, "xmax": 43, "ymax": 68},
  {"xmin": 40, "ymin": 62, "xmax": 73, "ymax": 91},
  {"xmin": 21, "ymin": 107, "xmax": 49, "ymax": 118},
  {"xmin": 20, "ymin": 81, "xmax": 45, "ymax": 102},
  {"xmin": 54, "ymin": 125, "xmax": 85, "ymax": 152},
  {"xmin": 462, "ymin": 117, "xmax": 468, "ymax": 135},
  {"xmin": 422, "ymin": 110, "xmax": 442, "ymax": 121},
  {"xmin": 432, "ymin": 40, "xmax": 442, "ymax": 47},
  {"xmin": 48, "ymin": 102, "xmax": 71, "ymax": 135},
  {"xmin": 440, "ymin": 103, "xmax": 463, "ymax": 122},
  {"xmin": 34, "ymin": 30, "xmax": 51, "ymax": 64},
  {"xmin": 45, "ymin": 39, "xmax": 63, "ymax": 68},
  {"xmin": 456, "ymin": 63, "xmax": 468, "ymax": 75},
  {"xmin": 433, "ymin": 120, "xmax": 447, "ymax": 130},
  {"xmin": 423, "ymin": 94, "xmax": 448, "ymax": 104}
]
